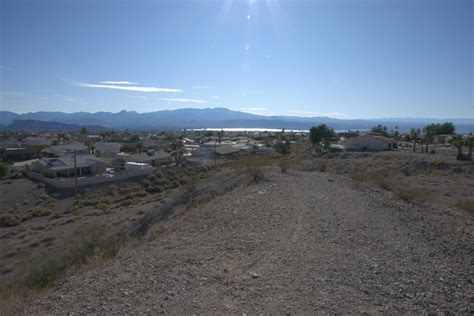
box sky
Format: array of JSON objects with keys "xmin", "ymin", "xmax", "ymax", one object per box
[{"xmin": 0, "ymin": 0, "xmax": 473, "ymax": 119}]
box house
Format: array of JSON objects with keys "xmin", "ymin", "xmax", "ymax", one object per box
[
  {"xmin": 31, "ymin": 155, "xmax": 106, "ymax": 178},
  {"xmin": 343, "ymin": 134, "xmax": 395, "ymax": 151},
  {"xmin": 214, "ymin": 144, "xmax": 240, "ymax": 156},
  {"xmin": 114, "ymin": 150, "xmax": 172, "ymax": 168},
  {"xmin": 22, "ymin": 136, "xmax": 51, "ymax": 147},
  {"xmin": 1, "ymin": 147, "xmax": 42, "ymax": 163},
  {"xmin": 95, "ymin": 142, "xmax": 122, "ymax": 158},
  {"xmin": 44, "ymin": 142, "xmax": 88, "ymax": 156}
]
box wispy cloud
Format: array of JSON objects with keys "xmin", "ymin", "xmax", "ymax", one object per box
[
  {"xmin": 210, "ymin": 96, "xmax": 221, "ymax": 99},
  {"xmin": 191, "ymin": 86, "xmax": 215, "ymax": 90},
  {"xmin": 161, "ymin": 98, "xmax": 208, "ymax": 103},
  {"xmin": 77, "ymin": 82, "xmax": 181, "ymax": 93},
  {"xmin": 99, "ymin": 81, "xmax": 138, "ymax": 85}
]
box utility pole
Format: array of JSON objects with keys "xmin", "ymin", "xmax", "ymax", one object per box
[
  {"xmin": 214, "ymin": 140, "xmax": 217, "ymax": 167},
  {"xmin": 74, "ymin": 149, "xmax": 79, "ymax": 205},
  {"xmin": 296, "ymin": 139, "xmax": 299, "ymax": 160}
]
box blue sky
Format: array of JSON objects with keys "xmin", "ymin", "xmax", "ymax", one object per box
[{"xmin": 0, "ymin": 0, "xmax": 472, "ymax": 119}]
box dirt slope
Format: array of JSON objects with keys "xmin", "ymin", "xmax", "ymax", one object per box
[{"xmin": 25, "ymin": 168, "xmax": 473, "ymax": 314}]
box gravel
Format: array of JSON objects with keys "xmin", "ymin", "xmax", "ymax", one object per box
[{"xmin": 24, "ymin": 168, "xmax": 474, "ymax": 314}]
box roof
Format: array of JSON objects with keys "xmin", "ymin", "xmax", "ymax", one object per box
[
  {"xmin": 347, "ymin": 134, "xmax": 395, "ymax": 144},
  {"xmin": 47, "ymin": 142, "xmax": 87, "ymax": 154},
  {"xmin": 213, "ymin": 144, "xmax": 240, "ymax": 155},
  {"xmin": 127, "ymin": 151, "xmax": 171, "ymax": 162},
  {"xmin": 95, "ymin": 142, "xmax": 122, "ymax": 151},
  {"xmin": 37, "ymin": 155, "xmax": 101, "ymax": 171}
]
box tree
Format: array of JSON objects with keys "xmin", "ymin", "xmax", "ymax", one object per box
[
  {"xmin": 273, "ymin": 140, "xmax": 290, "ymax": 155},
  {"xmin": 309, "ymin": 124, "xmax": 335, "ymax": 149},
  {"xmin": 409, "ymin": 128, "xmax": 419, "ymax": 152},
  {"xmin": 371, "ymin": 124, "xmax": 388, "ymax": 136},
  {"xmin": 439, "ymin": 122, "xmax": 455, "ymax": 135},
  {"xmin": 79, "ymin": 127, "xmax": 88, "ymax": 138},
  {"xmin": 449, "ymin": 135, "xmax": 465, "ymax": 160},
  {"xmin": 85, "ymin": 140, "xmax": 96, "ymax": 155},
  {"xmin": 171, "ymin": 148, "xmax": 186, "ymax": 167},
  {"xmin": 465, "ymin": 135, "xmax": 474, "ymax": 160},
  {"xmin": 136, "ymin": 141, "xmax": 144, "ymax": 153}
]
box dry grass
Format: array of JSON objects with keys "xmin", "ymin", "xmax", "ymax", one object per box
[
  {"xmin": 454, "ymin": 199, "xmax": 474, "ymax": 213},
  {"xmin": 278, "ymin": 158, "xmax": 294, "ymax": 173},
  {"xmin": 0, "ymin": 224, "xmax": 124, "ymax": 314},
  {"xmin": 237, "ymin": 155, "xmax": 273, "ymax": 184},
  {"xmin": 394, "ymin": 186, "xmax": 431, "ymax": 202}
]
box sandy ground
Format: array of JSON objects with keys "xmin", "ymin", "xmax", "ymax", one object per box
[{"xmin": 24, "ymin": 167, "xmax": 473, "ymax": 314}]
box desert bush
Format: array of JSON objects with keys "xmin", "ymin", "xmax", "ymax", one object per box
[
  {"xmin": 146, "ymin": 184, "xmax": 161, "ymax": 193},
  {"xmin": 4, "ymin": 224, "xmax": 122, "ymax": 295},
  {"xmin": 51, "ymin": 211, "xmax": 63, "ymax": 220},
  {"xmin": 317, "ymin": 160, "xmax": 328, "ymax": 172},
  {"xmin": 350, "ymin": 172, "xmax": 367, "ymax": 182},
  {"xmin": 95, "ymin": 202, "xmax": 108, "ymax": 210},
  {"xmin": 395, "ymin": 187, "xmax": 430, "ymax": 202},
  {"xmin": 238, "ymin": 155, "xmax": 271, "ymax": 184},
  {"xmin": 29, "ymin": 208, "xmax": 52, "ymax": 218},
  {"xmin": 278, "ymin": 158, "xmax": 293, "ymax": 173},
  {"xmin": 455, "ymin": 199, "xmax": 474, "ymax": 213},
  {"xmin": 120, "ymin": 199, "xmax": 135, "ymax": 207},
  {"xmin": 0, "ymin": 215, "xmax": 21, "ymax": 228},
  {"xmin": 41, "ymin": 170, "xmax": 55, "ymax": 179},
  {"xmin": 36, "ymin": 183, "xmax": 45, "ymax": 189},
  {"xmin": 0, "ymin": 162, "xmax": 10, "ymax": 178}
]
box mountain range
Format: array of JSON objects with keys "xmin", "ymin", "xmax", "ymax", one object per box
[{"xmin": 0, "ymin": 108, "xmax": 472, "ymax": 132}]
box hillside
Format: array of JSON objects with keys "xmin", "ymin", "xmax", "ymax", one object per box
[
  {"xmin": 1, "ymin": 109, "xmax": 472, "ymax": 132},
  {"xmin": 0, "ymin": 120, "xmax": 107, "ymax": 132},
  {"xmin": 24, "ymin": 165, "xmax": 473, "ymax": 314}
]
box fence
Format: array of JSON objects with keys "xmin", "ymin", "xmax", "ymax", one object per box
[{"xmin": 24, "ymin": 168, "xmax": 153, "ymax": 189}]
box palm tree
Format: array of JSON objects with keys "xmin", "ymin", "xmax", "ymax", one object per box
[
  {"xmin": 171, "ymin": 148, "xmax": 186, "ymax": 167},
  {"xmin": 85, "ymin": 140, "xmax": 96, "ymax": 155},
  {"xmin": 136, "ymin": 140, "xmax": 144, "ymax": 153},
  {"xmin": 449, "ymin": 135, "xmax": 465, "ymax": 160}
]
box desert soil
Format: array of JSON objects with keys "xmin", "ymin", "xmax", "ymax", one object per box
[{"xmin": 25, "ymin": 168, "xmax": 473, "ymax": 314}]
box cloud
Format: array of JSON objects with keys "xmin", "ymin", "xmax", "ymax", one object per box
[
  {"xmin": 99, "ymin": 81, "xmax": 138, "ymax": 85},
  {"xmin": 161, "ymin": 98, "xmax": 208, "ymax": 103},
  {"xmin": 210, "ymin": 96, "xmax": 221, "ymax": 99},
  {"xmin": 191, "ymin": 86, "xmax": 215, "ymax": 90},
  {"xmin": 0, "ymin": 66, "xmax": 14, "ymax": 71},
  {"xmin": 77, "ymin": 82, "xmax": 181, "ymax": 93}
]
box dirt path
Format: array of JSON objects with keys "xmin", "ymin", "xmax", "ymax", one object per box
[{"xmin": 25, "ymin": 169, "xmax": 473, "ymax": 314}]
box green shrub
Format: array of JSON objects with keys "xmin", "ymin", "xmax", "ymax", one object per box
[
  {"xmin": 95, "ymin": 202, "xmax": 108, "ymax": 210},
  {"xmin": 0, "ymin": 215, "xmax": 21, "ymax": 227},
  {"xmin": 29, "ymin": 208, "xmax": 52, "ymax": 218},
  {"xmin": 120, "ymin": 199, "xmax": 133, "ymax": 207},
  {"xmin": 0, "ymin": 161, "xmax": 9, "ymax": 178},
  {"xmin": 41, "ymin": 170, "xmax": 56, "ymax": 179}
]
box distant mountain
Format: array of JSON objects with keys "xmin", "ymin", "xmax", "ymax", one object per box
[
  {"xmin": 0, "ymin": 108, "xmax": 472, "ymax": 132},
  {"xmin": 0, "ymin": 119, "xmax": 107, "ymax": 132}
]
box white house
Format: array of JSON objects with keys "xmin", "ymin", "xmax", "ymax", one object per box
[{"xmin": 343, "ymin": 134, "xmax": 395, "ymax": 151}]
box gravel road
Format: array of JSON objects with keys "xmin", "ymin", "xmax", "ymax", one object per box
[{"xmin": 25, "ymin": 168, "xmax": 473, "ymax": 314}]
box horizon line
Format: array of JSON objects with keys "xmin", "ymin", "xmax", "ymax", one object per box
[{"xmin": 1, "ymin": 108, "xmax": 472, "ymax": 121}]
